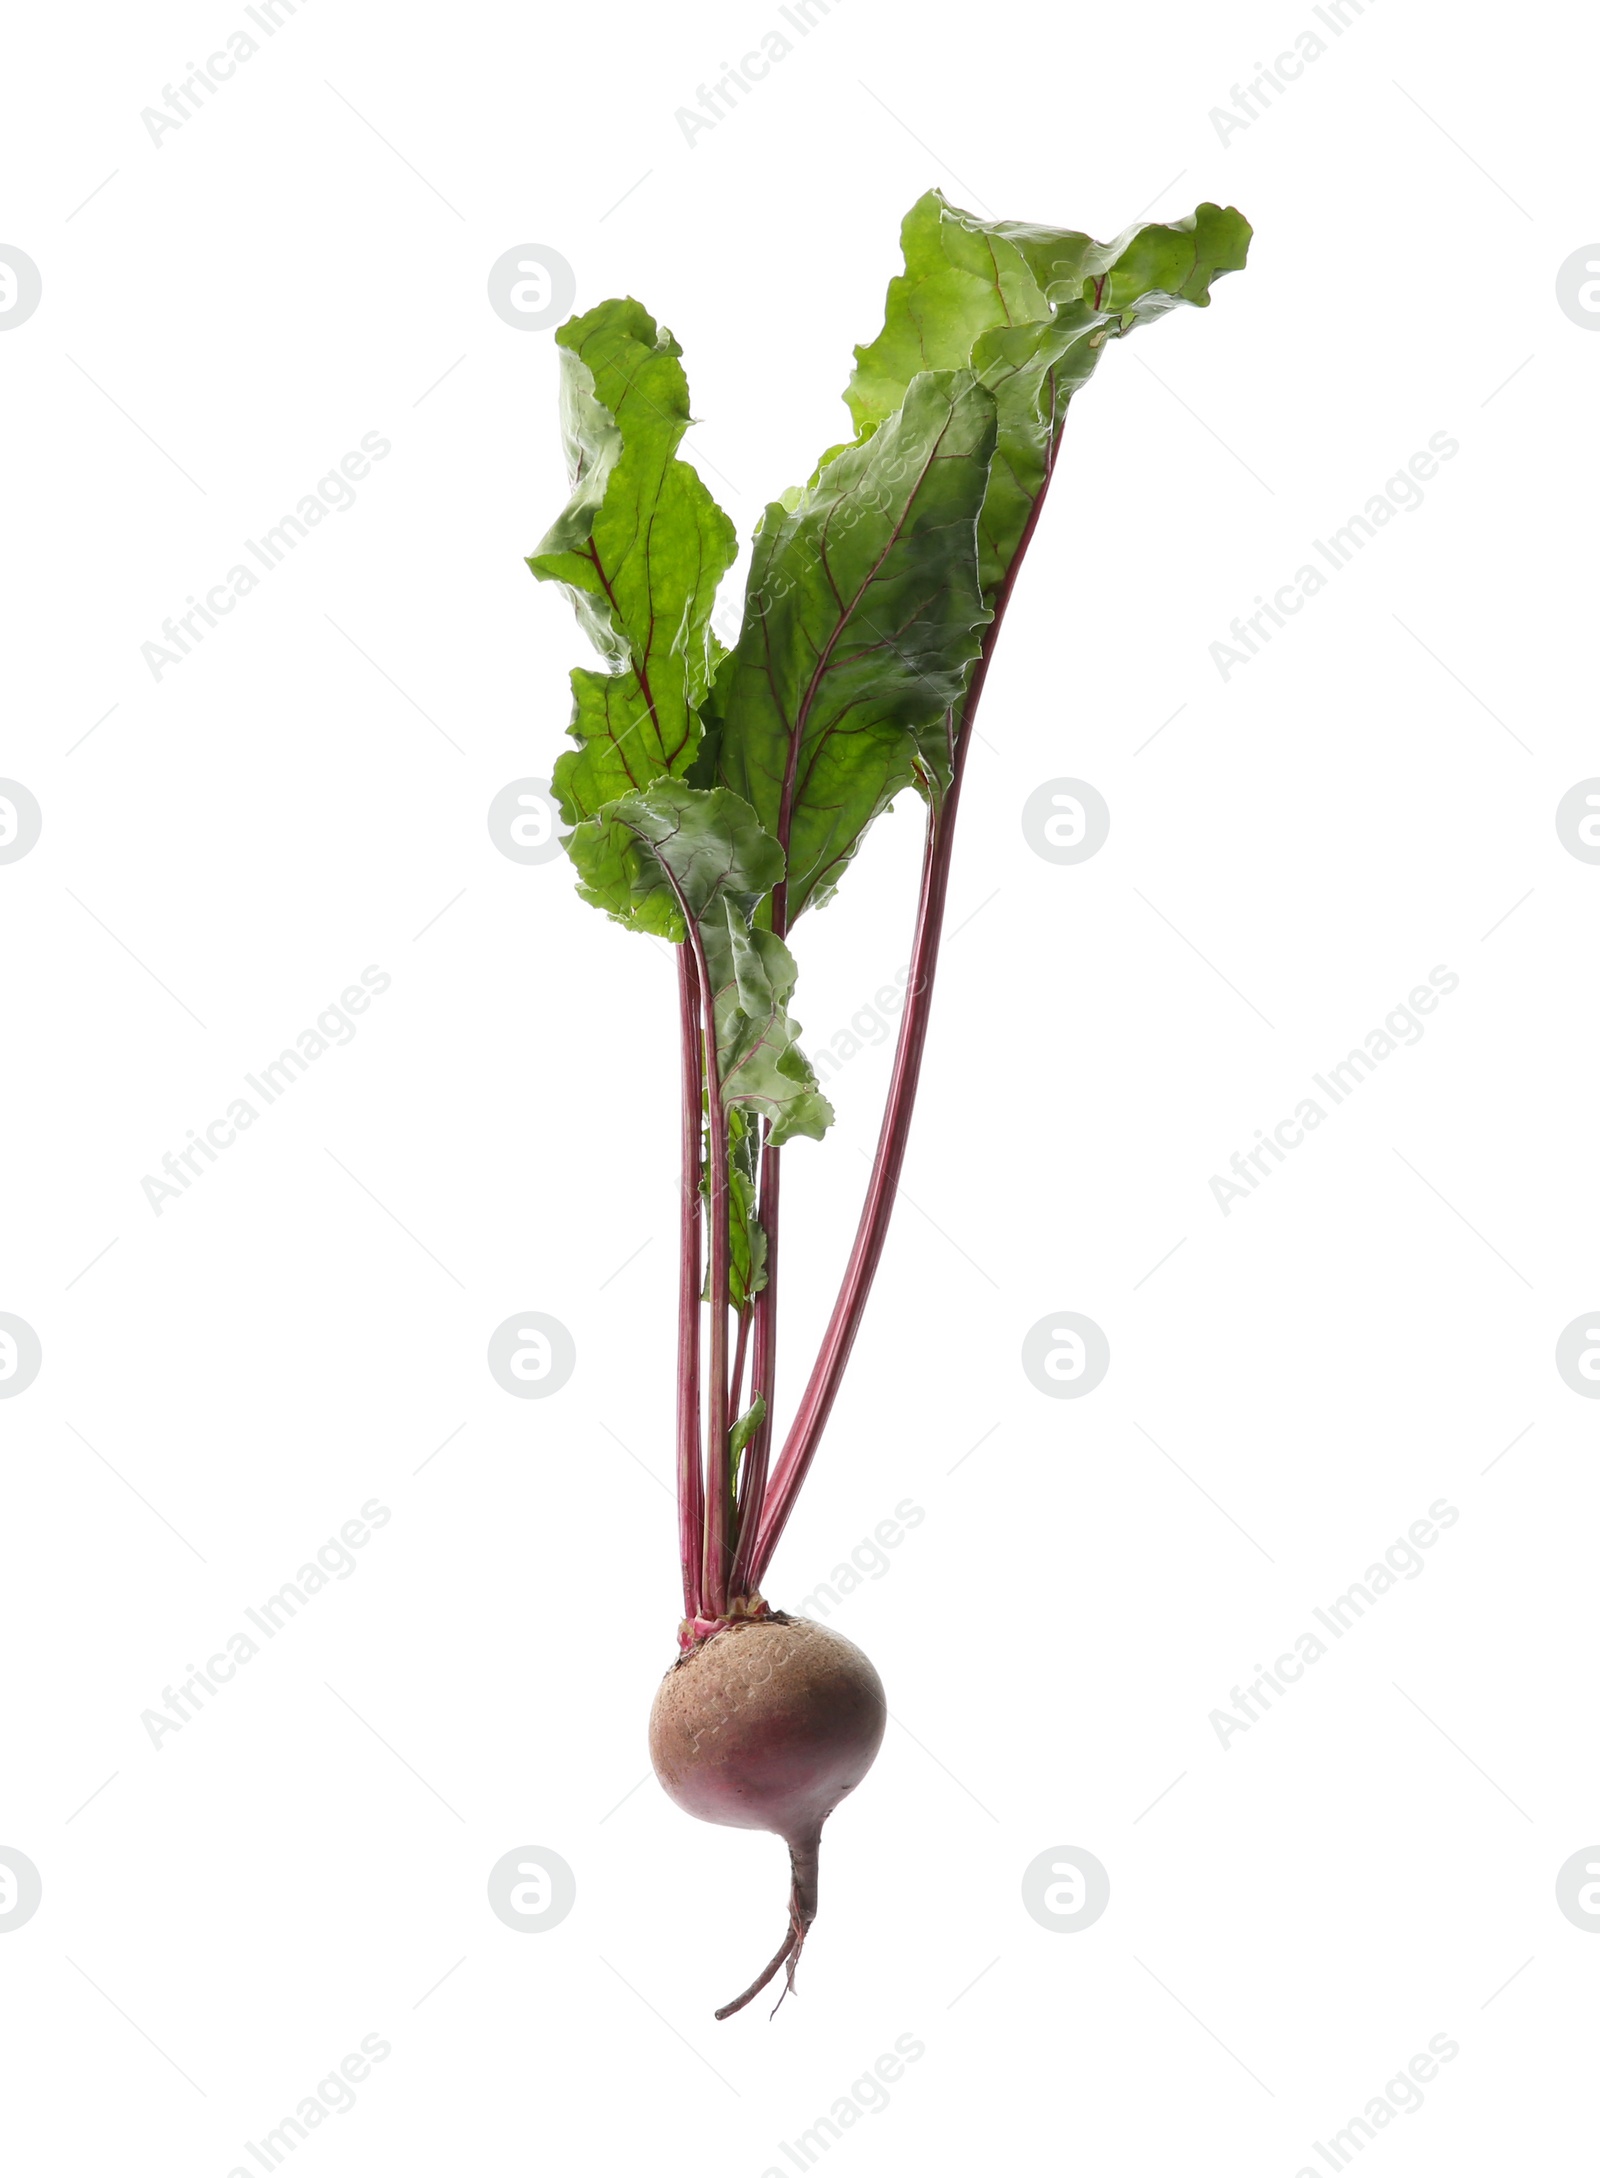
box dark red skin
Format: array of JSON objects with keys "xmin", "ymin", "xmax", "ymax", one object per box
[
  {"xmin": 649, "ymin": 1615, "xmax": 886, "ymax": 2016},
  {"xmin": 650, "ymin": 1615, "xmax": 885, "ymax": 1835}
]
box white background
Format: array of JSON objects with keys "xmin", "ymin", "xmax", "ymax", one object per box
[{"xmin": 3, "ymin": 1, "xmax": 1597, "ymax": 2171}]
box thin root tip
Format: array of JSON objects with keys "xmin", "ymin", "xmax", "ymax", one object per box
[
  {"xmin": 714, "ymin": 1832, "xmax": 820, "ymax": 2021},
  {"xmin": 714, "ymin": 1929, "xmax": 796, "ymax": 2020}
]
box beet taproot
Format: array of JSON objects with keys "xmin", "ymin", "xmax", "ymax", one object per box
[{"xmin": 649, "ymin": 1615, "xmax": 885, "ymax": 2016}]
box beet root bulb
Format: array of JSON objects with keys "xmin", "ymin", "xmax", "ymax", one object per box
[{"xmin": 648, "ymin": 1614, "xmax": 886, "ymax": 2018}]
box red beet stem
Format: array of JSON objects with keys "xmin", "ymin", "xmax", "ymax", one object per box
[
  {"xmin": 675, "ymin": 947, "xmax": 706, "ymax": 1621},
  {"xmin": 687, "ymin": 909, "xmax": 734, "ymax": 1620},
  {"xmin": 747, "ymin": 782, "xmax": 950, "ymax": 1583}
]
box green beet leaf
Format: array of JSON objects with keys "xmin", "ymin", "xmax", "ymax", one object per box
[
  {"xmin": 529, "ymin": 298, "xmax": 738, "ymax": 824},
  {"xmin": 567, "ymin": 779, "xmax": 832, "ymax": 1147},
  {"xmin": 729, "ymin": 1397, "xmax": 768, "ymax": 1487},
  {"xmin": 718, "ymin": 1107, "xmax": 767, "ymax": 1310},
  {"xmin": 701, "ymin": 369, "xmax": 997, "ymax": 924},
  {"xmin": 700, "ymin": 195, "xmax": 1249, "ymax": 932},
  {"xmin": 700, "ymin": 1108, "xmax": 766, "ymax": 1311},
  {"xmin": 729, "ymin": 1396, "xmax": 767, "ymax": 1463},
  {"xmin": 843, "ymin": 192, "xmax": 1251, "ymax": 608},
  {"xmin": 706, "ymin": 899, "xmax": 832, "ymax": 1146},
  {"xmin": 566, "ymin": 776, "xmax": 780, "ymax": 938}
]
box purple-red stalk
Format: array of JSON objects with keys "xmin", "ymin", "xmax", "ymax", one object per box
[
  {"xmin": 689, "ymin": 915, "xmax": 734, "ymax": 1619},
  {"xmin": 675, "ymin": 947, "xmax": 706, "ymax": 1620},
  {"xmin": 747, "ymin": 775, "xmax": 952, "ymax": 1583}
]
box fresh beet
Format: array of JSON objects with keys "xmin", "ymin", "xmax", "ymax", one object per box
[
  {"xmin": 533, "ymin": 198, "xmax": 1249, "ymax": 2015},
  {"xmin": 649, "ymin": 1614, "xmax": 886, "ymax": 2017}
]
